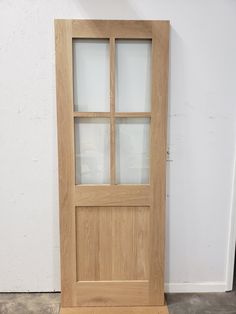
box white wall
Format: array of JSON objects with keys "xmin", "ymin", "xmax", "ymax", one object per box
[{"xmin": 0, "ymin": 0, "xmax": 236, "ymax": 292}]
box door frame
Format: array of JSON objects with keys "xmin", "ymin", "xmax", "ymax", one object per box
[{"xmin": 226, "ymin": 158, "xmax": 236, "ymax": 291}]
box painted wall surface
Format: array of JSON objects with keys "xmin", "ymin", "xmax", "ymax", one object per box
[{"xmin": 0, "ymin": 0, "xmax": 236, "ymax": 292}]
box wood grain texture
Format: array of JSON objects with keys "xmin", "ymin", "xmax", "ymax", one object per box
[
  {"xmin": 73, "ymin": 112, "xmax": 151, "ymax": 118},
  {"xmin": 115, "ymin": 112, "xmax": 151, "ymax": 118},
  {"xmin": 60, "ymin": 305, "xmax": 169, "ymax": 314},
  {"xmin": 74, "ymin": 281, "xmax": 149, "ymax": 306},
  {"xmin": 73, "ymin": 112, "xmax": 110, "ymax": 118},
  {"xmin": 76, "ymin": 207, "xmax": 149, "ymax": 281},
  {"xmin": 149, "ymin": 22, "xmax": 170, "ymax": 305},
  {"xmin": 74, "ymin": 185, "xmax": 150, "ymax": 206},
  {"xmin": 71, "ymin": 19, "xmax": 168, "ymax": 38},
  {"xmin": 55, "ymin": 19, "xmax": 76, "ymax": 306},
  {"xmin": 55, "ymin": 19, "xmax": 170, "ymax": 308}
]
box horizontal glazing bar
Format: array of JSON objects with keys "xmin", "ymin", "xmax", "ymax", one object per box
[
  {"xmin": 73, "ymin": 112, "xmax": 151, "ymax": 118},
  {"xmin": 115, "ymin": 112, "xmax": 151, "ymax": 118},
  {"xmin": 74, "ymin": 112, "xmax": 111, "ymax": 118}
]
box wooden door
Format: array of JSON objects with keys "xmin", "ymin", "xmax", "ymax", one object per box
[{"xmin": 55, "ymin": 19, "xmax": 169, "ymax": 308}]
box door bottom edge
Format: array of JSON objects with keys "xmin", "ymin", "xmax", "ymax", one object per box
[{"xmin": 60, "ymin": 305, "xmax": 169, "ymax": 314}]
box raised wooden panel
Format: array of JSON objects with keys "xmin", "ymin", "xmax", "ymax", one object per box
[{"xmin": 76, "ymin": 206, "xmax": 149, "ymax": 281}]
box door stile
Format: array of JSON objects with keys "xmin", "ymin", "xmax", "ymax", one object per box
[
  {"xmin": 55, "ymin": 20, "xmax": 77, "ymax": 306},
  {"xmin": 149, "ymin": 22, "xmax": 169, "ymax": 305}
]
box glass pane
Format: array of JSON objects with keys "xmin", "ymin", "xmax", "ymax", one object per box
[
  {"xmin": 73, "ymin": 39, "xmax": 110, "ymax": 112},
  {"xmin": 116, "ymin": 40, "xmax": 152, "ymax": 112},
  {"xmin": 116, "ymin": 118, "xmax": 150, "ymax": 184},
  {"xmin": 75, "ymin": 118, "xmax": 110, "ymax": 184}
]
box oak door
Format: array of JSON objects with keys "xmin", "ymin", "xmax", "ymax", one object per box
[{"xmin": 55, "ymin": 19, "xmax": 169, "ymax": 307}]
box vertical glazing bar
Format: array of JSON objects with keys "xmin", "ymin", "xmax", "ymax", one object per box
[{"xmin": 110, "ymin": 37, "xmax": 116, "ymax": 184}]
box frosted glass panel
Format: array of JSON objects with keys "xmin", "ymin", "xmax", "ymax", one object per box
[
  {"xmin": 75, "ymin": 118, "xmax": 110, "ymax": 184},
  {"xmin": 116, "ymin": 118, "xmax": 150, "ymax": 184},
  {"xmin": 116, "ymin": 40, "xmax": 152, "ymax": 112},
  {"xmin": 73, "ymin": 39, "xmax": 109, "ymax": 112}
]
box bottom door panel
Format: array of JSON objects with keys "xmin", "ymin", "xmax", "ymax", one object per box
[
  {"xmin": 74, "ymin": 206, "xmax": 156, "ymax": 306},
  {"xmin": 76, "ymin": 206, "xmax": 149, "ymax": 282}
]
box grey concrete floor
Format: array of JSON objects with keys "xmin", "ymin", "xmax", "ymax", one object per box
[
  {"xmin": 0, "ymin": 293, "xmax": 60, "ymax": 314},
  {"xmin": 0, "ymin": 291, "xmax": 236, "ymax": 314},
  {"xmin": 166, "ymin": 292, "xmax": 236, "ymax": 313}
]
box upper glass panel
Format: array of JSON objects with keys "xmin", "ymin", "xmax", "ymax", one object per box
[
  {"xmin": 73, "ymin": 39, "xmax": 110, "ymax": 112},
  {"xmin": 75, "ymin": 118, "xmax": 110, "ymax": 184},
  {"xmin": 116, "ymin": 118, "xmax": 150, "ymax": 184},
  {"xmin": 115, "ymin": 40, "xmax": 152, "ymax": 112}
]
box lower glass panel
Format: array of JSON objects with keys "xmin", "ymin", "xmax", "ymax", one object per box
[
  {"xmin": 75, "ymin": 118, "xmax": 110, "ymax": 184},
  {"xmin": 116, "ymin": 118, "xmax": 150, "ymax": 184}
]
